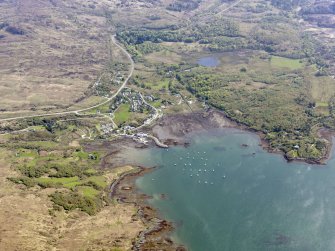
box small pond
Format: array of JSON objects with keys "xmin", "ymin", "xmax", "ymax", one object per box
[{"xmin": 197, "ymin": 56, "xmax": 221, "ymax": 67}]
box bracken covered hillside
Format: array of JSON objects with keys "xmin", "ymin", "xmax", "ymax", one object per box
[{"xmin": 0, "ymin": 0, "xmax": 117, "ymax": 112}]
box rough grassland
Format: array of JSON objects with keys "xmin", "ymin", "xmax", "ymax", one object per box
[
  {"xmin": 0, "ymin": 0, "xmax": 114, "ymax": 113},
  {"xmin": 0, "ymin": 152, "xmax": 143, "ymax": 251}
]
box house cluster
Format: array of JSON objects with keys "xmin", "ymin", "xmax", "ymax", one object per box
[
  {"xmin": 117, "ymin": 130, "xmax": 149, "ymax": 144},
  {"xmin": 143, "ymin": 94, "xmax": 156, "ymax": 102},
  {"xmin": 132, "ymin": 132, "xmax": 149, "ymax": 144},
  {"xmin": 111, "ymin": 88, "xmax": 156, "ymax": 114},
  {"xmin": 124, "ymin": 90, "xmax": 151, "ymax": 113},
  {"xmin": 98, "ymin": 88, "xmax": 160, "ymax": 138},
  {"xmin": 112, "ymin": 73, "xmax": 124, "ymax": 86},
  {"xmin": 92, "ymin": 70, "xmax": 128, "ymax": 97},
  {"xmin": 101, "ymin": 123, "xmax": 115, "ymax": 134}
]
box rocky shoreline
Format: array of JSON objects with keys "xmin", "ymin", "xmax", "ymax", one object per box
[
  {"xmin": 102, "ymin": 109, "xmax": 335, "ymax": 250},
  {"xmin": 110, "ymin": 166, "xmax": 186, "ymax": 250},
  {"xmin": 150, "ymin": 109, "xmax": 334, "ymax": 165}
]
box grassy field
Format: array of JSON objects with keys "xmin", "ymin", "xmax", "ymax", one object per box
[
  {"xmin": 77, "ymin": 186, "xmax": 100, "ymax": 198},
  {"xmin": 114, "ymin": 104, "xmax": 131, "ymax": 125},
  {"xmin": 145, "ymin": 49, "xmax": 183, "ymax": 64},
  {"xmin": 310, "ymin": 75, "xmax": 335, "ymax": 103},
  {"xmin": 270, "ymin": 56, "xmax": 304, "ymax": 70},
  {"xmin": 35, "ymin": 176, "xmax": 80, "ymax": 188},
  {"xmin": 145, "ymin": 79, "xmax": 169, "ymax": 91},
  {"xmin": 68, "ymin": 96, "xmax": 108, "ymax": 111}
]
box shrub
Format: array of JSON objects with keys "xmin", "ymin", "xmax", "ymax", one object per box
[
  {"xmin": 8, "ymin": 177, "xmax": 36, "ymax": 187},
  {"xmin": 18, "ymin": 165, "xmax": 49, "ymax": 178},
  {"xmin": 50, "ymin": 191, "xmax": 100, "ymax": 215},
  {"xmin": 5, "ymin": 26, "xmax": 25, "ymax": 35}
]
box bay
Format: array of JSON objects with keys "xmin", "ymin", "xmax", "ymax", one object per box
[{"xmin": 129, "ymin": 128, "xmax": 335, "ymax": 251}]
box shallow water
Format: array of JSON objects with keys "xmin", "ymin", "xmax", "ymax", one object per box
[
  {"xmin": 197, "ymin": 56, "xmax": 220, "ymax": 67},
  {"xmin": 131, "ymin": 129, "xmax": 335, "ymax": 251}
]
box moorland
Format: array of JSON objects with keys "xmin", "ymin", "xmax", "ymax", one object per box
[{"xmin": 0, "ymin": 0, "xmax": 335, "ymax": 250}]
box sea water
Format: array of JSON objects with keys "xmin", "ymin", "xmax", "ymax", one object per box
[{"xmin": 131, "ymin": 128, "xmax": 335, "ymax": 251}]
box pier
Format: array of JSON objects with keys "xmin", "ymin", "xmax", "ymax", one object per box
[{"xmin": 148, "ymin": 135, "xmax": 169, "ymax": 148}]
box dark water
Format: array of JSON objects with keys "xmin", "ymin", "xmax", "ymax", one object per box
[
  {"xmin": 129, "ymin": 129, "xmax": 335, "ymax": 251},
  {"xmin": 197, "ymin": 56, "xmax": 221, "ymax": 67}
]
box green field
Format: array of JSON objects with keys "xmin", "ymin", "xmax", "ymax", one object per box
[
  {"xmin": 35, "ymin": 176, "xmax": 80, "ymax": 188},
  {"xmin": 114, "ymin": 103, "xmax": 131, "ymax": 125},
  {"xmin": 84, "ymin": 176, "xmax": 107, "ymax": 188},
  {"xmin": 145, "ymin": 80, "xmax": 169, "ymax": 91},
  {"xmin": 270, "ymin": 56, "xmax": 303, "ymax": 70},
  {"xmin": 34, "ymin": 175, "xmax": 107, "ymax": 189},
  {"xmin": 76, "ymin": 186, "xmax": 100, "ymax": 198},
  {"xmin": 316, "ymin": 102, "xmax": 328, "ymax": 107}
]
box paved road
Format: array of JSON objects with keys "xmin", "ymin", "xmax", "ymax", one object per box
[
  {"xmin": 133, "ymin": 92, "xmax": 161, "ymax": 131},
  {"xmin": 0, "ymin": 35, "xmax": 134, "ymax": 122}
]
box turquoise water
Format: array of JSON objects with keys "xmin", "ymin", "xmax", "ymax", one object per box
[
  {"xmin": 132, "ymin": 129, "xmax": 335, "ymax": 251},
  {"xmin": 197, "ymin": 56, "xmax": 220, "ymax": 67}
]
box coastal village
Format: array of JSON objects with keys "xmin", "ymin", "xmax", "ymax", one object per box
[
  {"xmin": 2, "ymin": 0, "xmax": 335, "ymax": 250},
  {"xmin": 99, "ymin": 87, "xmax": 167, "ymax": 147}
]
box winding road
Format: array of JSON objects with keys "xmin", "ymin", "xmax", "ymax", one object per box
[
  {"xmin": 134, "ymin": 92, "xmax": 161, "ymax": 131},
  {"xmin": 0, "ymin": 35, "xmax": 134, "ymax": 122},
  {"xmin": 0, "ymin": 0, "xmax": 243, "ymax": 124}
]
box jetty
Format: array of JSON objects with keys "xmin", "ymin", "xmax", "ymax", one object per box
[{"xmin": 148, "ymin": 135, "xmax": 169, "ymax": 148}]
